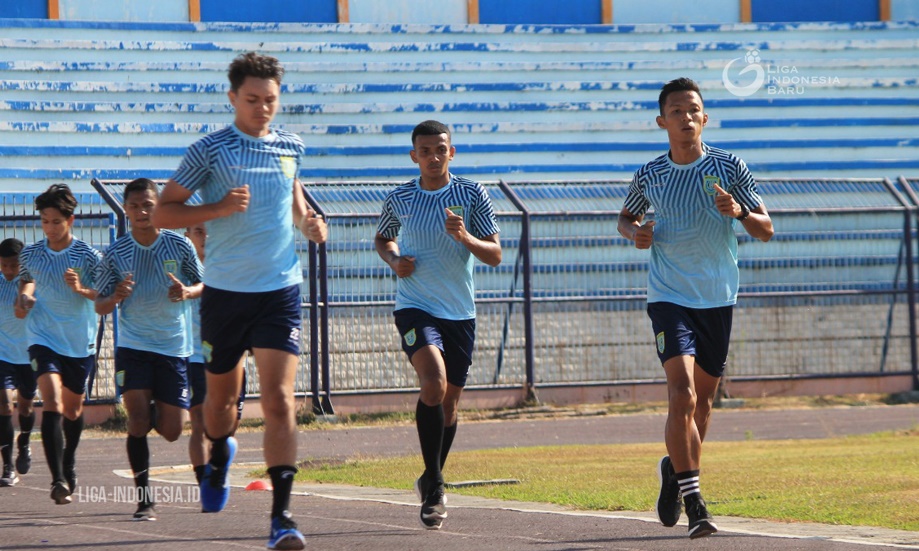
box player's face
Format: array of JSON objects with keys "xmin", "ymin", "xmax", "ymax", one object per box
[
  {"xmin": 229, "ymin": 76, "xmax": 280, "ymax": 138},
  {"xmin": 0, "ymin": 255, "xmax": 19, "ymax": 282},
  {"xmin": 39, "ymin": 207, "xmax": 74, "ymax": 248},
  {"xmin": 656, "ymin": 90, "xmax": 707, "ymax": 145},
  {"xmin": 410, "ymin": 133, "xmax": 455, "ymax": 183},
  {"xmin": 185, "ymin": 224, "xmax": 207, "ymax": 260},
  {"xmin": 125, "ymin": 189, "xmax": 158, "ymax": 231}
]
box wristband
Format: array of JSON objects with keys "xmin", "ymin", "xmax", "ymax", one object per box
[{"xmin": 736, "ymin": 203, "xmax": 750, "ymax": 221}]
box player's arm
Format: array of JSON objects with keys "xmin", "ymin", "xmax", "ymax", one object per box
[
  {"xmin": 15, "ymin": 279, "xmax": 35, "ymax": 319},
  {"xmin": 152, "ymin": 180, "xmax": 249, "ymax": 230},
  {"xmin": 443, "ymin": 208, "xmax": 502, "ymax": 267},
  {"xmin": 95, "ymin": 269, "xmax": 133, "ymax": 315},
  {"xmin": 375, "ymin": 234, "xmax": 415, "ymax": 278},
  {"xmin": 713, "ymin": 184, "xmax": 774, "ymax": 243},
  {"xmin": 617, "ymin": 206, "xmax": 655, "ymax": 249},
  {"xmin": 292, "ymin": 180, "xmax": 327, "ymax": 244},
  {"xmin": 166, "ymin": 273, "xmax": 203, "ymax": 302}
]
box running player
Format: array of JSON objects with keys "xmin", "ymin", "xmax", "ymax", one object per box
[
  {"xmin": 16, "ymin": 183, "xmax": 103, "ymax": 505},
  {"xmin": 617, "ymin": 77, "xmax": 774, "ymax": 539},
  {"xmin": 0, "ymin": 238, "xmax": 35, "ymax": 486},
  {"xmin": 375, "ymin": 119, "xmax": 502, "ymax": 530},
  {"xmin": 153, "ymin": 52, "xmax": 327, "ymax": 550},
  {"xmin": 95, "ymin": 178, "xmax": 204, "ymax": 520}
]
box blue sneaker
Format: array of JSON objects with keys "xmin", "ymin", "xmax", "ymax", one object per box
[
  {"xmin": 267, "ymin": 511, "xmax": 306, "ymax": 550},
  {"xmin": 200, "ymin": 436, "xmax": 238, "ymax": 513}
]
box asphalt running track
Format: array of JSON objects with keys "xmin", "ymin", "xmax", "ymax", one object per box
[{"xmin": 1, "ymin": 404, "xmax": 917, "ymax": 550}]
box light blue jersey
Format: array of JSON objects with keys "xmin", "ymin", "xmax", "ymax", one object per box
[
  {"xmin": 95, "ymin": 230, "xmax": 203, "ymax": 357},
  {"xmin": 18, "ymin": 239, "xmax": 102, "ymax": 357},
  {"xmin": 624, "ymin": 144, "xmax": 763, "ymax": 308},
  {"xmin": 377, "ymin": 175, "xmax": 500, "ymax": 320},
  {"xmin": 171, "ymin": 124, "xmax": 303, "ymax": 293},
  {"xmin": 0, "ymin": 275, "xmax": 28, "ymax": 364},
  {"xmin": 189, "ymin": 297, "xmax": 203, "ymax": 363}
]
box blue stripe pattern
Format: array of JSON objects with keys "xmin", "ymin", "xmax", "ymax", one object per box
[
  {"xmin": 18, "ymin": 239, "xmax": 102, "ymax": 357},
  {"xmin": 96, "ymin": 230, "xmax": 203, "ymax": 356},
  {"xmin": 0, "ymin": 275, "xmax": 28, "ymax": 364}
]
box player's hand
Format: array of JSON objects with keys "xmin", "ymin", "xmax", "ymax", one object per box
[
  {"xmin": 166, "ymin": 272, "xmax": 188, "ymax": 302},
  {"xmin": 115, "ymin": 272, "xmax": 134, "ymax": 301},
  {"xmin": 220, "ymin": 185, "xmax": 250, "ymax": 216},
  {"xmin": 14, "ymin": 293, "xmax": 35, "ymax": 318},
  {"xmin": 300, "ymin": 208, "xmax": 327, "ymax": 244},
  {"xmin": 64, "ymin": 268, "xmax": 84, "ymax": 293},
  {"xmin": 713, "ymin": 183, "xmax": 740, "ymax": 218},
  {"xmin": 445, "ymin": 207, "xmax": 468, "ymax": 242},
  {"xmin": 633, "ymin": 220, "xmax": 655, "ymax": 249},
  {"xmin": 390, "ymin": 255, "xmax": 415, "ymax": 278}
]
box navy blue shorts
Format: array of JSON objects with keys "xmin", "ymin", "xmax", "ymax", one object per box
[
  {"xmin": 115, "ymin": 347, "xmax": 190, "ymax": 409},
  {"xmin": 29, "ymin": 344, "xmax": 94, "ymax": 396},
  {"xmin": 201, "ymin": 285, "xmax": 302, "ymax": 375},
  {"xmin": 187, "ymin": 361, "xmax": 247, "ymax": 419},
  {"xmin": 394, "ymin": 308, "xmax": 476, "ymax": 388},
  {"xmin": 0, "ymin": 360, "xmax": 37, "ymax": 399},
  {"xmin": 647, "ymin": 302, "xmax": 733, "ymax": 378}
]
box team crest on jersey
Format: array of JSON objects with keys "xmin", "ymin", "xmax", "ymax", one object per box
[
  {"xmin": 703, "ymin": 175, "xmax": 720, "ymax": 195},
  {"xmin": 202, "ymin": 341, "xmax": 213, "ymax": 364},
  {"xmin": 447, "ymin": 205, "xmax": 464, "ymax": 217},
  {"xmin": 279, "ymin": 156, "xmax": 297, "ymax": 179},
  {"xmin": 163, "ymin": 259, "xmax": 178, "ymax": 275},
  {"xmin": 404, "ymin": 328, "xmax": 416, "ymax": 347},
  {"xmin": 656, "ymin": 331, "xmax": 666, "ymax": 354}
]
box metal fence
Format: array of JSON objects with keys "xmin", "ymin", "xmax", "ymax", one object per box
[{"xmin": 3, "ymin": 177, "xmax": 917, "ymax": 410}]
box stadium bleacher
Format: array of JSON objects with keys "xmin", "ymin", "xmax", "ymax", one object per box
[{"xmin": 0, "ymin": 18, "xmax": 917, "ymax": 192}]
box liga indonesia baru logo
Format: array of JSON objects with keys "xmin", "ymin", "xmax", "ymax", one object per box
[{"xmin": 722, "ymin": 49, "xmax": 840, "ymax": 97}]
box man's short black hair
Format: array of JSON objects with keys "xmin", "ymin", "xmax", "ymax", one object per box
[
  {"xmin": 658, "ymin": 77, "xmax": 703, "ymax": 115},
  {"xmin": 411, "ymin": 120, "xmax": 451, "ymax": 146},
  {"xmin": 228, "ymin": 52, "xmax": 285, "ymax": 92},
  {"xmin": 123, "ymin": 178, "xmax": 159, "ymax": 201},
  {"xmin": 0, "ymin": 237, "xmax": 23, "ymax": 258},
  {"xmin": 35, "ymin": 183, "xmax": 78, "ymax": 217}
]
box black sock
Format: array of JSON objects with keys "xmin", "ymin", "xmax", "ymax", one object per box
[
  {"xmin": 41, "ymin": 411, "xmax": 64, "ymax": 483},
  {"xmin": 415, "ymin": 400, "xmax": 444, "ymax": 485},
  {"xmin": 62, "ymin": 414, "xmax": 84, "ymax": 472},
  {"xmin": 267, "ymin": 465, "xmax": 297, "ymax": 519},
  {"xmin": 676, "ymin": 469, "xmax": 702, "ymax": 503},
  {"xmin": 207, "ymin": 433, "xmax": 230, "ymax": 468},
  {"xmin": 18, "ymin": 412, "xmax": 34, "ymax": 445},
  {"xmin": 440, "ymin": 422, "xmax": 457, "ymax": 470},
  {"xmin": 127, "ymin": 435, "xmax": 151, "ymax": 503},
  {"xmin": 0, "ymin": 415, "xmax": 13, "ymax": 468},
  {"xmin": 193, "ymin": 465, "xmax": 207, "ymax": 485}
]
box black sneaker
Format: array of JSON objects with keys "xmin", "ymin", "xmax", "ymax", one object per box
[
  {"xmin": 655, "ymin": 456, "xmax": 682, "ymax": 527},
  {"xmin": 133, "ymin": 502, "xmax": 157, "ymax": 521},
  {"xmin": 16, "ymin": 434, "xmax": 31, "ymax": 475},
  {"xmin": 0, "ymin": 465, "xmax": 19, "ymax": 487},
  {"xmin": 685, "ymin": 495, "xmax": 718, "ymax": 539},
  {"xmin": 419, "ymin": 482, "xmax": 447, "ymax": 530},
  {"xmin": 51, "ymin": 481, "xmax": 72, "ymax": 505}
]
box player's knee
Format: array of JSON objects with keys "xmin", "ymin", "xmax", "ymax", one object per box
[
  {"xmin": 668, "ymin": 385, "xmax": 697, "ymax": 416},
  {"xmin": 260, "ymin": 394, "xmax": 294, "ymax": 421}
]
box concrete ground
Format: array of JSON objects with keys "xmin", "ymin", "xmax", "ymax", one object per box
[{"xmin": 1, "ymin": 404, "xmax": 917, "ymax": 550}]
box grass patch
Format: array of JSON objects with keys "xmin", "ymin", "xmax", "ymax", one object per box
[{"xmin": 293, "ymin": 430, "xmax": 919, "ymax": 532}]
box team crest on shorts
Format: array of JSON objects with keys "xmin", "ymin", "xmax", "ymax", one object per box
[
  {"xmin": 30, "ymin": 359, "xmax": 38, "ymax": 372},
  {"xmin": 279, "ymin": 156, "xmax": 297, "ymax": 179},
  {"xmin": 656, "ymin": 331, "xmax": 666, "ymax": 354},
  {"xmin": 202, "ymin": 341, "xmax": 213, "ymax": 364},
  {"xmin": 404, "ymin": 328, "xmax": 416, "ymax": 346},
  {"xmin": 163, "ymin": 259, "xmax": 178, "ymax": 275},
  {"xmin": 703, "ymin": 175, "xmax": 720, "ymax": 195},
  {"xmin": 115, "ymin": 370, "xmax": 125, "ymax": 388}
]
